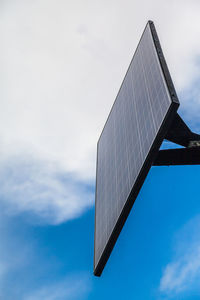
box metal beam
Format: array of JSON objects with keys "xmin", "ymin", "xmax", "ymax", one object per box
[
  {"xmin": 165, "ymin": 113, "xmax": 200, "ymax": 147},
  {"xmin": 153, "ymin": 147, "xmax": 200, "ymax": 166}
]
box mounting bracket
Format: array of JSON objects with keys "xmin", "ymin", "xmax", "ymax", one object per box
[{"xmin": 153, "ymin": 113, "xmax": 200, "ymax": 166}]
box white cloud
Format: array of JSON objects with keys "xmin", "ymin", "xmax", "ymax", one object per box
[
  {"xmin": 160, "ymin": 215, "xmax": 200, "ymax": 295},
  {"xmin": 0, "ymin": 154, "xmax": 93, "ymax": 224},
  {"xmin": 1, "ymin": 0, "xmax": 200, "ymax": 178},
  {"xmin": 1, "ymin": 0, "xmax": 200, "ymax": 222},
  {"xmin": 160, "ymin": 246, "xmax": 200, "ymax": 294}
]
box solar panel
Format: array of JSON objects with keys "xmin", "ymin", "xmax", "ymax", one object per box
[{"xmin": 94, "ymin": 21, "xmax": 179, "ymax": 276}]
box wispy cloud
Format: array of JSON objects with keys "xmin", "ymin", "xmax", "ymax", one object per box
[
  {"xmin": 25, "ymin": 275, "xmax": 90, "ymax": 300},
  {"xmin": 160, "ymin": 246, "xmax": 200, "ymax": 294},
  {"xmin": 0, "ymin": 154, "xmax": 93, "ymax": 224},
  {"xmin": 0, "ymin": 217, "xmax": 39, "ymax": 298},
  {"xmin": 0, "ymin": 210, "xmax": 92, "ymax": 299},
  {"xmin": 160, "ymin": 215, "xmax": 200, "ymax": 295}
]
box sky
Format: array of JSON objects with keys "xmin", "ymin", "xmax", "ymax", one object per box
[{"xmin": 1, "ymin": 0, "xmax": 200, "ymax": 299}]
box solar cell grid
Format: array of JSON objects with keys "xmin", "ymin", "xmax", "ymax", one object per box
[{"xmin": 94, "ymin": 21, "xmax": 179, "ymax": 276}]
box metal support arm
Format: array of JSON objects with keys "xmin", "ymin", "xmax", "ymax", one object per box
[
  {"xmin": 153, "ymin": 147, "xmax": 200, "ymax": 166},
  {"xmin": 153, "ymin": 113, "xmax": 200, "ymax": 166},
  {"xmin": 165, "ymin": 113, "xmax": 200, "ymax": 147}
]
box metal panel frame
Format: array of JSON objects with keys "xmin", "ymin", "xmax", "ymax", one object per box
[{"xmin": 94, "ymin": 21, "xmax": 179, "ymax": 276}]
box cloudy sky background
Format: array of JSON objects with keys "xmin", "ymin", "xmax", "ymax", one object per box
[{"xmin": 1, "ymin": 0, "xmax": 200, "ymax": 299}]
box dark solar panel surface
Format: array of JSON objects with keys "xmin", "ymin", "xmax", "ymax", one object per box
[{"xmin": 94, "ymin": 21, "xmax": 179, "ymax": 276}]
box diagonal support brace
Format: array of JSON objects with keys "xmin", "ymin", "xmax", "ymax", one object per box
[
  {"xmin": 153, "ymin": 113, "xmax": 200, "ymax": 166},
  {"xmin": 165, "ymin": 113, "xmax": 200, "ymax": 147}
]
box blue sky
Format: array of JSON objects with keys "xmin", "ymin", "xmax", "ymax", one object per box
[{"xmin": 1, "ymin": 0, "xmax": 200, "ymax": 299}]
